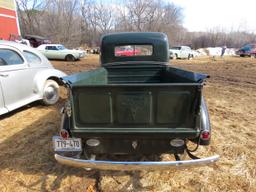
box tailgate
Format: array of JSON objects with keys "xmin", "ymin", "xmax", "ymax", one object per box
[{"xmin": 70, "ymin": 84, "xmax": 201, "ymax": 132}]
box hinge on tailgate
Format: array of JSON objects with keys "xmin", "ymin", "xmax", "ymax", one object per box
[
  {"xmin": 65, "ymin": 101, "xmax": 72, "ymax": 117},
  {"xmin": 60, "ymin": 101, "xmax": 72, "ymax": 117}
]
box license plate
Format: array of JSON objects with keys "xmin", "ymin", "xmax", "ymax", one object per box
[{"xmin": 53, "ymin": 136, "xmax": 82, "ymax": 152}]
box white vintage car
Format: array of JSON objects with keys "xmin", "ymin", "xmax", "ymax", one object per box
[
  {"xmin": 169, "ymin": 46, "xmax": 194, "ymax": 59},
  {"xmin": 0, "ymin": 41, "xmax": 66, "ymax": 115},
  {"xmin": 37, "ymin": 44, "xmax": 86, "ymax": 61}
]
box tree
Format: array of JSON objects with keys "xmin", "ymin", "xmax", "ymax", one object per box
[
  {"xmin": 43, "ymin": 0, "xmax": 81, "ymax": 46},
  {"xmin": 17, "ymin": 0, "xmax": 49, "ymax": 35}
]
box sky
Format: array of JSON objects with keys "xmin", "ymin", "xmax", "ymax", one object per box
[{"xmin": 170, "ymin": 0, "xmax": 256, "ymax": 33}]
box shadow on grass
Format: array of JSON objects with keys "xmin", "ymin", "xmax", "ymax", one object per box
[
  {"xmin": 0, "ymin": 102, "xmax": 154, "ymax": 191},
  {"xmin": 0, "ymin": 98, "xmax": 101, "ymax": 191}
]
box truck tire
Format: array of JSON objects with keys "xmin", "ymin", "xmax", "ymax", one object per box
[
  {"xmin": 42, "ymin": 80, "xmax": 60, "ymax": 105},
  {"xmin": 65, "ymin": 54, "xmax": 76, "ymax": 61}
]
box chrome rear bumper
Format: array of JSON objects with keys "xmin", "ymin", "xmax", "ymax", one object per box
[{"xmin": 55, "ymin": 154, "xmax": 219, "ymax": 171}]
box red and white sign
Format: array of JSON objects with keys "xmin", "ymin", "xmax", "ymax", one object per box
[{"xmin": 0, "ymin": 0, "xmax": 20, "ymax": 40}]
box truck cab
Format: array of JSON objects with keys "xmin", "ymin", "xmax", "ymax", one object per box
[{"xmin": 53, "ymin": 32, "xmax": 219, "ymax": 170}]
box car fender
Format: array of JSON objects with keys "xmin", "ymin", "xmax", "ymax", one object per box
[
  {"xmin": 170, "ymin": 50, "xmax": 180, "ymax": 58},
  {"xmin": 190, "ymin": 97, "xmax": 211, "ymax": 145},
  {"xmin": 33, "ymin": 69, "xmax": 66, "ymax": 98},
  {"xmin": 71, "ymin": 52, "xmax": 80, "ymax": 59},
  {"xmin": 63, "ymin": 50, "xmax": 80, "ymax": 59},
  {"xmin": 176, "ymin": 52, "xmax": 181, "ymax": 58}
]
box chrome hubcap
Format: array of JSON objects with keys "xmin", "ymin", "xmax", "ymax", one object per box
[{"xmin": 45, "ymin": 86, "xmax": 57, "ymax": 101}]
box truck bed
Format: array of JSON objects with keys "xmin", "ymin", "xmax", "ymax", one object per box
[{"xmin": 63, "ymin": 63, "xmax": 207, "ymax": 137}]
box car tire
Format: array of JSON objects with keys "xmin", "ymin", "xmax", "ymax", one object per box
[
  {"xmin": 172, "ymin": 54, "xmax": 177, "ymax": 60},
  {"xmin": 65, "ymin": 54, "xmax": 76, "ymax": 62},
  {"xmin": 42, "ymin": 80, "xmax": 60, "ymax": 105}
]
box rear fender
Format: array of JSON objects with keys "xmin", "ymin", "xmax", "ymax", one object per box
[
  {"xmin": 190, "ymin": 97, "xmax": 211, "ymax": 145},
  {"xmin": 199, "ymin": 97, "xmax": 211, "ymax": 145}
]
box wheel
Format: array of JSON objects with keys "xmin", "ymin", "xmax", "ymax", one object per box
[
  {"xmin": 172, "ymin": 54, "xmax": 177, "ymax": 60},
  {"xmin": 188, "ymin": 54, "xmax": 193, "ymax": 60},
  {"xmin": 65, "ymin": 54, "xmax": 76, "ymax": 61},
  {"xmin": 42, "ymin": 80, "xmax": 60, "ymax": 105}
]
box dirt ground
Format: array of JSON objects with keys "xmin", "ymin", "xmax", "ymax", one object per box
[{"xmin": 0, "ymin": 55, "xmax": 255, "ymax": 192}]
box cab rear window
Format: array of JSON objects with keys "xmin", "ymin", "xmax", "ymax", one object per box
[{"xmin": 115, "ymin": 45, "xmax": 153, "ymax": 57}]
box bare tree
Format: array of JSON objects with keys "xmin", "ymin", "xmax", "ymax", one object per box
[
  {"xmin": 81, "ymin": 0, "xmax": 115, "ymax": 46},
  {"xmin": 115, "ymin": 0, "xmax": 185, "ymax": 45},
  {"xmin": 17, "ymin": 0, "xmax": 82, "ymax": 47},
  {"xmin": 186, "ymin": 29, "xmax": 256, "ymax": 49},
  {"xmin": 17, "ymin": 0, "xmax": 49, "ymax": 35},
  {"xmin": 44, "ymin": 0, "xmax": 80, "ymax": 46},
  {"xmin": 127, "ymin": 0, "xmax": 151, "ymax": 31},
  {"xmin": 95, "ymin": 3, "xmax": 114, "ymax": 34},
  {"xmin": 159, "ymin": 3, "xmax": 185, "ymax": 45}
]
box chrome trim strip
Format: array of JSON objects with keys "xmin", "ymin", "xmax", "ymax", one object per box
[
  {"xmin": 201, "ymin": 97, "xmax": 211, "ymax": 133},
  {"xmin": 55, "ymin": 154, "xmax": 219, "ymax": 171}
]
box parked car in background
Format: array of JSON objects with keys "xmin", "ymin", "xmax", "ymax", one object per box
[
  {"xmin": 7, "ymin": 34, "xmax": 31, "ymax": 47},
  {"xmin": 37, "ymin": 44, "xmax": 86, "ymax": 61},
  {"xmin": 236, "ymin": 44, "xmax": 256, "ymax": 57},
  {"xmin": 169, "ymin": 46, "xmax": 194, "ymax": 59},
  {"xmin": 24, "ymin": 35, "xmax": 51, "ymax": 48},
  {"xmin": 90, "ymin": 47, "xmax": 100, "ymax": 54},
  {"xmin": 0, "ymin": 41, "xmax": 66, "ymax": 115}
]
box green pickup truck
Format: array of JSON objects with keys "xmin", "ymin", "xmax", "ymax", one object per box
[{"xmin": 53, "ymin": 32, "xmax": 219, "ymax": 170}]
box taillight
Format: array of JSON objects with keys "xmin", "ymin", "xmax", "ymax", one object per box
[
  {"xmin": 60, "ymin": 129, "xmax": 69, "ymax": 139},
  {"xmin": 200, "ymin": 131, "xmax": 210, "ymax": 140}
]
